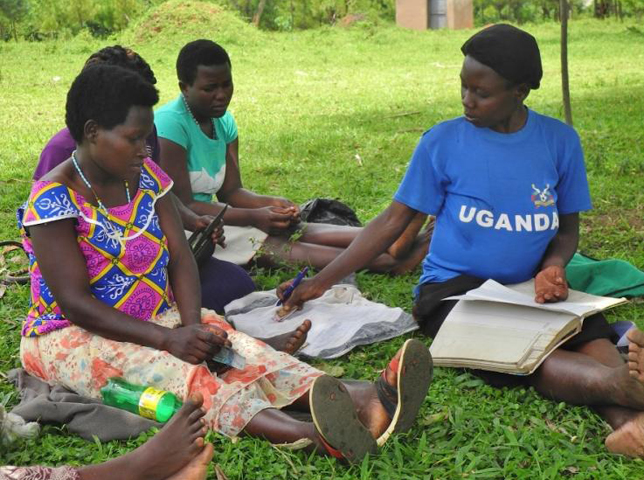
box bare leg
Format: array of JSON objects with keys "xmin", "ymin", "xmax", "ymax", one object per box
[
  {"xmin": 523, "ymin": 337, "xmax": 644, "ymax": 457},
  {"xmin": 275, "ymin": 378, "xmax": 392, "ymax": 438},
  {"xmin": 295, "ymin": 217, "xmax": 432, "ymax": 259},
  {"xmin": 604, "ymin": 329, "xmax": 644, "ymax": 457},
  {"xmin": 296, "ymin": 223, "xmax": 363, "ymax": 248},
  {"xmin": 260, "ymin": 319, "xmax": 311, "ymax": 355},
  {"xmin": 79, "ymin": 394, "xmax": 209, "ymax": 480},
  {"xmin": 259, "ymin": 233, "xmax": 429, "ymax": 275},
  {"xmin": 389, "ymin": 228, "xmax": 432, "ymax": 275},
  {"xmin": 259, "ymin": 237, "xmax": 398, "ymax": 272},
  {"xmin": 242, "ymin": 384, "xmax": 387, "ymax": 454},
  {"xmin": 243, "ymin": 407, "xmax": 325, "ymax": 451},
  {"xmin": 570, "ymin": 339, "xmax": 640, "ymax": 431},
  {"xmin": 527, "ymin": 339, "xmax": 644, "ymax": 411},
  {"xmin": 242, "ymin": 341, "xmax": 427, "ymax": 453},
  {"xmin": 387, "ymin": 213, "xmax": 430, "ymax": 259}
]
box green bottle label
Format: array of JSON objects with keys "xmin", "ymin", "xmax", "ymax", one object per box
[{"xmin": 138, "ymin": 387, "xmax": 165, "ymax": 420}]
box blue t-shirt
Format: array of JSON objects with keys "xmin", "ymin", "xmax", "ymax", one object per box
[{"xmin": 395, "ymin": 109, "xmax": 592, "ymax": 286}]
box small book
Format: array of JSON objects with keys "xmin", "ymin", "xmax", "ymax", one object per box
[{"xmin": 429, "ymin": 279, "xmax": 627, "ymax": 375}]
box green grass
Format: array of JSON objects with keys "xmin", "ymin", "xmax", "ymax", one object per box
[{"xmin": 1, "ymin": 3, "xmax": 644, "ymax": 477}]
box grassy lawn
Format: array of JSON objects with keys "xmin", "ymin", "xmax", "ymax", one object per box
[{"xmin": 1, "ymin": 3, "xmax": 644, "ymax": 478}]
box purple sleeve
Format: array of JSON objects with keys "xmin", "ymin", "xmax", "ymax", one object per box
[{"xmin": 33, "ymin": 129, "xmax": 76, "ymax": 180}]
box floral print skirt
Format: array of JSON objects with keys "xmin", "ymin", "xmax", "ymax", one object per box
[
  {"xmin": 0, "ymin": 466, "xmax": 79, "ymax": 480},
  {"xmin": 20, "ymin": 307, "xmax": 322, "ymax": 437}
]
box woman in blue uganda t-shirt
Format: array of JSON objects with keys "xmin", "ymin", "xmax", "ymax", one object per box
[{"xmin": 279, "ymin": 24, "xmax": 644, "ymax": 458}]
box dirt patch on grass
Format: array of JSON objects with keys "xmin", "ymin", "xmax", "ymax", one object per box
[{"xmin": 586, "ymin": 205, "xmax": 644, "ymax": 232}]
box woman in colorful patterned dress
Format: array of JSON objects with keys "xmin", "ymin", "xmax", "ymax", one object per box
[
  {"xmin": 17, "ymin": 63, "xmax": 432, "ymax": 464},
  {"xmin": 33, "ymin": 44, "xmax": 257, "ymax": 317}
]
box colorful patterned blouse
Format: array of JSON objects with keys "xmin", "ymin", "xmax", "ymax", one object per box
[{"xmin": 18, "ymin": 158, "xmax": 174, "ymax": 337}]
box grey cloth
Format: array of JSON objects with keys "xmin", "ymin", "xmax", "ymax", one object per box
[
  {"xmin": 8, "ymin": 368, "xmax": 159, "ymax": 442},
  {"xmin": 226, "ymin": 285, "xmax": 418, "ymax": 359}
]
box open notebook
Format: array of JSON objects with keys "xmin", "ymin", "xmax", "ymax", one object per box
[{"xmin": 429, "ymin": 279, "xmax": 627, "ymax": 375}]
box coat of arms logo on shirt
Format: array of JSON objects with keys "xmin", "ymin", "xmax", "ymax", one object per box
[{"xmin": 531, "ymin": 184, "xmax": 555, "ymax": 208}]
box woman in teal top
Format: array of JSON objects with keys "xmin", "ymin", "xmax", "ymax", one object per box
[{"xmin": 155, "ymin": 39, "xmax": 430, "ymax": 272}]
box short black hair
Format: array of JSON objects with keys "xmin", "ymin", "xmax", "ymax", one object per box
[
  {"xmin": 176, "ymin": 39, "xmax": 231, "ymax": 85},
  {"xmin": 66, "ymin": 64, "xmax": 159, "ymax": 143},
  {"xmin": 84, "ymin": 45, "xmax": 157, "ymax": 85}
]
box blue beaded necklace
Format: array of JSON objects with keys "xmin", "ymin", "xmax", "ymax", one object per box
[{"xmin": 71, "ymin": 151, "xmax": 131, "ymax": 212}]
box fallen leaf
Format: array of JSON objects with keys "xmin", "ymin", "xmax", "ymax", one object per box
[
  {"xmin": 0, "ymin": 284, "xmax": 6, "ymax": 299},
  {"xmin": 419, "ymin": 410, "xmax": 447, "ymax": 426},
  {"xmin": 272, "ymin": 438, "xmax": 313, "ymax": 450},
  {"xmin": 314, "ymin": 363, "xmax": 345, "ymax": 377},
  {"xmin": 215, "ymin": 465, "xmax": 228, "ymax": 480}
]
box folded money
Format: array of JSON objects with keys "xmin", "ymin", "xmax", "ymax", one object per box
[{"xmin": 212, "ymin": 346, "xmax": 246, "ymax": 369}]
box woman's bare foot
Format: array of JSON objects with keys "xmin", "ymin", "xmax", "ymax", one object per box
[
  {"xmin": 165, "ymin": 442, "xmax": 215, "ymax": 480},
  {"xmin": 357, "ymin": 389, "xmax": 392, "ymax": 440},
  {"xmin": 261, "ymin": 320, "xmax": 311, "ymax": 354},
  {"xmin": 628, "ymin": 328, "xmax": 644, "ymax": 383},
  {"xmin": 352, "ymin": 339, "xmax": 431, "ymax": 445},
  {"xmin": 605, "ymin": 413, "xmax": 644, "ymax": 457},
  {"xmin": 389, "ymin": 225, "xmax": 432, "ymax": 276},
  {"xmin": 79, "ymin": 394, "xmax": 209, "ymax": 480},
  {"xmin": 387, "ymin": 213, "xmax": 431, "ymax": 259},
  {"xmin": 608, "ymin": 329, "xmax": 644, "ymax": 411},
  {"xmin": 354, "ymin": 347, "xmax": 407, "ymax": 439}
]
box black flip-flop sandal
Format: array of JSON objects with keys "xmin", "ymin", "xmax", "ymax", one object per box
[
  {"xmin": 309, "ymin": 375, "xmax": 377, "ymax": 464},
  {"xmin": 375, "ymin": 338, "xmax": 433, "ymax": 446}
]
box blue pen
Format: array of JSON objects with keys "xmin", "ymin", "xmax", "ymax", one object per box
[{"xmin": 276, "ymin": 267, "xmax": 309, "ymax": 306}]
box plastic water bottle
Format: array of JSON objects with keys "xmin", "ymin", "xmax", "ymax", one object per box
[{"xmin": 100, "ymin": 377, "xmax": 182, "ymax": 423}]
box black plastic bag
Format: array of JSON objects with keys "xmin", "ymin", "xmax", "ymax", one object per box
[{"xmin": 299, "ymin": 198, "xmax": 362, "ymax": 227}]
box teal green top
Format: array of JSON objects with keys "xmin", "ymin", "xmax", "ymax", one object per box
[{"xmin": 155, "ymin": 95, "xmax": 238, "ymax": 202}]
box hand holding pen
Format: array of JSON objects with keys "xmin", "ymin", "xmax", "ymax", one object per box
[{"xmin": 276, "ymin": 267, "xmax": 309, "ymax": 306}]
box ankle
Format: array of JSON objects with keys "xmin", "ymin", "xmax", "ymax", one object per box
[{"xmin": 78, "ymin": 454, "xmax": 146, "ymax": 480}]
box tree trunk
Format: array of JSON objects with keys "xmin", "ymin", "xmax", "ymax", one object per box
[
  {"xmin": 560, "ymin": 0, "xmax": 573, "ymax": 126},
  {"xmin": 252, "ymin": 0, "xmax": 267, "ymax": 27}
]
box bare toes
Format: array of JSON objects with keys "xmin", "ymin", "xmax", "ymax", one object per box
[{"xmin": 627, "ymin": 328, "xmax": 644, "ymax": 345}]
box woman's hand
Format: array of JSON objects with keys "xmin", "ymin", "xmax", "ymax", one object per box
[
  {"xmin": 165, "ymin": 324, "xmax": 232, "ymax": 364},
  {"xmin": 270, "ymin": 197, "xmax": 300, "ymax": 225},
  {"xmin": 534, "ymin": 265, "xmax": 569, "ymax": 303},
  {"xmin": 251, "ymin": 206, "xmax": 295, "ymax": 234},
  {"xmin": 276, "ymin": 277, "xmax": 329, "ymax": 311},
  {"xmin": 193, "ymin": 215, "xmax": 226, "ymax": 248}
]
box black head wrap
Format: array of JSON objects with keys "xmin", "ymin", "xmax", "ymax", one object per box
[{"xmin": 461, "ymin": 24, "xmax": 542, "ymax": 90}]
